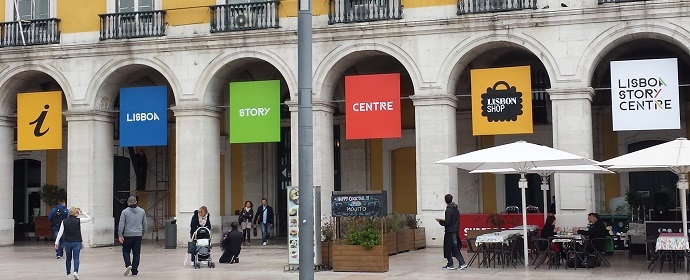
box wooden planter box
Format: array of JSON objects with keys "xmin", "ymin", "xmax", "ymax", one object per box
[
  {"xmin": 413, "ymin": 227, "xmax": 426, "ymax": 249},
  {"xmin": 321, "ymin": 241, "xmax": 332, "ymax": 268},
  {"xmin": 383, "ymin": 232, "xmax": 397, "ymax": 255},
  {"xmin": 332, "ymin": 244, "xmax": 389, "ymax": 272},
  {"xmin": 396, "ymin": 229, "xmax": 413, "ymax": 253}
]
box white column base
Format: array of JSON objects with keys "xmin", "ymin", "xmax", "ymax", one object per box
[
  {"xmin": 0, "ymin": 219, "xmax": 14, "ymax": 246},
  {"xmin": 418, "ymin": 212, "xmax": 445, "ymax": 247}
]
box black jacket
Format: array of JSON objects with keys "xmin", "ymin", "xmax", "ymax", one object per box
[
  {"xmin": 541, "ymin": 224, "xmax": 556, "ymax": 238},
  {"xmin": 254, "ymin": 205, "xmax": 274, "ymax": 224},
  {"xmin": 62, "ymin": 216, "xmax": 83, "ymax": 243},
  {"xmin": 239, "ymin": 207, "xmax": 253, "ymax": 224},
  {"xmin": 219, "ymin": 229, "xmax": 243, "ymax": 263},
  {"xmin": 440, "ymin": 202, "xmax": 460, "ymax": 233},
  {"xmin": 190, "ymin": 210, "xmax": 211, "ymax": 237},
  {"xmin": 577, "ymin": 219, "xmax": 609, "ymax": 252}
]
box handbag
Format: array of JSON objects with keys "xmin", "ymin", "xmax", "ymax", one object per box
[
  {"xmin": 187, "ymin": 241, "xmax": 196, "ymax": 254},
  {"xmin": 253, "ymin": 225, "xmax": 258, "ymax": 236}
]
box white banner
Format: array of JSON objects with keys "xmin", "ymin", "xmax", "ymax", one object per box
[{"xmin": 610, "ymin": 58, "xmax": 680, "ymax": 131}]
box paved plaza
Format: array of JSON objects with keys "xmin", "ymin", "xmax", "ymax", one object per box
[{"xmin": 2, "ymin": 239, "xmax": 688, "ymax": 280}]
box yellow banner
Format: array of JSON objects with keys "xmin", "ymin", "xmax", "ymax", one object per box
[
  {"xmin": 17, "ymin": 91, "xmax": 63, "ymax": 151},
  {"xmin": 471, "ymin": 66, "xmax": 533, "ymax": 136}
]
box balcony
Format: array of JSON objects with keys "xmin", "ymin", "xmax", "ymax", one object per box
[
  {"xmin": 99, "ymin": 10, "xmax": 166, "ymax": 41},
  {"xmin": 328, "ymin": 0, "xmax": 403, "ymax": 25},
  {"xmin": 598, "ymin": 0, "xmax": 646, "ymax": 3},
  {"xmin": 457, "ymin": 0, "xmax": 537, "ymax": 15},
  {"xmin": 0, "ymin": 18, "xmax": 60, "ymax": 47},
  {"xmin": 210, "ymin": 1, "xmax": 280, "ymax": 32}
]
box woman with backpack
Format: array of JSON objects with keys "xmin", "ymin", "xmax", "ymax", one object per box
[{"xmin": 54, "ymin": 207, "xmax": 91, "ymax": 279}]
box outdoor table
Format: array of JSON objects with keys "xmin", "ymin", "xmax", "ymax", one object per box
[
  {"xmin": 511, "ymin": 225, "xmax": 539, "ymax": 232},
  {"xmin": 473, "ymin": 231, "xmax": 521, "ymax": 269},
  {"xmin": 649, "ymin": 233, "xmax": 689, "ymax": 273},
  {"xmin": 549, "ymin": 234, "xmax": 588, "ymax": 270}
]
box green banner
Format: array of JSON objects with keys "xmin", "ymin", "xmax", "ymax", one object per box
[{"xmin": 229, "ymin": 80, "xmax": 280, "ymax": 143}]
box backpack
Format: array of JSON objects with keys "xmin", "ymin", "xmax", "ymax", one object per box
[{"xmin": 51, "ymin": 208, "xmax": 67, "ymax": 227}]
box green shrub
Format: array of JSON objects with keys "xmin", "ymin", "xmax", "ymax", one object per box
[{"xmin": 344, "ymin": 217, "xmax": 381, "ymax": 250}]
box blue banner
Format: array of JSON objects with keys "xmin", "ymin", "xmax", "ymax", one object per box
[{"xmin": 119, "ymin": 86, "xmax": 168, "ymax": 147}]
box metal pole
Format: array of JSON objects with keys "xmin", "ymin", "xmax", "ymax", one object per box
[
  {"xmin": 678, "ymin": 174, "xmax": 688, "ymax": 238},
  {"xmin": 519, "ymin": 174, "xmax": 529, "ymax": 267},
  {"xmin": 540, "ymin": 175, "xmax": 549, "ymax": 223},
  {"xmin": 297, "ymin": 0, "xmax": 314, "ymax": 279}
]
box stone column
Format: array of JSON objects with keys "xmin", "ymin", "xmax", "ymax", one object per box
[
  {"xmin": 173, "ymin": 106, "xmax": 221, "ymax": 246},
  {"xmin": 65, "ymin": 111, "xmax": 114, "ymax": 247},
  {"xmin": 313, "ymin": 101, "xmax": 335, "ymax": 219},
  {"xmin": 411, "ymin": 94, "xmax": 458, "ymax": 247},
  {"xmin": 548, "ymin": 87, "xmax": 595, "ymax": 228},
  {"xmin": 0, "ymin": 116, "xmax": 14, "ymax": 246}
]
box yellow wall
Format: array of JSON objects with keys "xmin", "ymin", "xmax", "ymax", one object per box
[
  {"xmin": 58, "ymin": 0, "xmax": 105, "ymax": 33},
  {"xmin": 392, "ymin": 147, "xmax": 416, "ymax": 214},
  {"xmin": 481, "ymin": 136, "xmax": 497, "ymax": 213},
  {"xmin": 168, "ymin": 129, "xmax": 176, "ymax": 216},
  {"xmin": 0, "ymin": 0, "xmax": 5, "ymax": 22},
  {"xmin": 46, "ymin": 150, "xmax": 57, "ymax": 185},
  {"xmin": 220, "ymin": 154, "xmax": 226, "ymax": 216},
  {"xmin": 602, "ymin": 113, "xmax": 620, "ymax": 206},
  {"xmin": 163, "ymin": 0, "xmax": 215, "ymax": 26},
  {"xmin": 231, "ymin": 144, "xmax": 244, "ymax": 215},
  {"xmin": 370, "ymin": 139, "xmax": 383, "ymax": 190}
]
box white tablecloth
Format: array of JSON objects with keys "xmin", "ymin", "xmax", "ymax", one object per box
[
  {"xmin": 475, "ymin": 231, "xmax": 519, "ymax": 245},
  {"xmin": 511, "ymin": 225, "xmax": 539, "ymax": 232},
  {"xmin": 655, "ymin": 233, "xmax": 690, "ymax": 251}
]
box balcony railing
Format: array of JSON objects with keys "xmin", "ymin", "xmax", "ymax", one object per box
[
  {"xmin": 598, "ymin": 0, "xmax": 646, "ymax": 4},
  {"xmin": 0, "ymin": 18, "xmax": 60, "ymax": 47},
  {"xmin": 99, "ymin": 10, "xmax": 166, "ymax": 41},
  {"xmin": 457, "ymin": 0, "xmax": 537, "ymax": 15},
  {"xmin": 328, "ymin": 0, "xmax": 403, "ymax": 25},
  {"xmin": 210, "ymin": 1, "xmax": 280, "ymax": 32}
]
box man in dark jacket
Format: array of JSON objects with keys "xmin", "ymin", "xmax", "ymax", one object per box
[
  {"xmin": 48, "ymin": 199, "xmax": 68, "ymax": 259},
  {"xmin": 253, "ymin": 198, "xmax": 274, "ymax": 245},
  {"xmin": 577, "ymin": 212, "xmax": 609, "ymax": 252},
  {"xmin": 219, "ymin": 222, "xmax": 243, "ymax": 264},
  {"xmin": 438, "ymin": 194, "xmax": 467, "ymax": 270}
]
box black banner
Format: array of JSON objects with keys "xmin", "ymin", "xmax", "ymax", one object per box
[{"xmin": 331, "ymin": 191, "xmax": 387, "ymax": 217}]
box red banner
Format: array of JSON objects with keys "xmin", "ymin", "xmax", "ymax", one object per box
[
  {"xmin": 459, "ymin": 213, "xmax": 545, "ymax": 243},
  {"xmin": 345, "ymin": 73, "xmax": 401, "ymax": 139}
]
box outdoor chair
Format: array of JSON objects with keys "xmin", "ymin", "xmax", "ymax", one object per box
[{"xmin": 589, "ymin": 237, "xmax": 611, "ymax": 267}]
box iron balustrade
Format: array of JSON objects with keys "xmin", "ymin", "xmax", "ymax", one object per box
[
  {"xmin": 598, "ymin": 0, "xmax": 647, "ymax": 4},
  {"xmin": 0, "ymin": 18, "xmax": 60, "ymax": 47},
  {"xmin": 210, "ymin": 1, "xmax": 280, "ymax": 32},
  {"xmin": 457, "ymin": 0, "xmax": 537, "ymax": 14},
  {"xmin": 328, "ymin": 0, "xmax": 403, "ymax": 25},
  {"xmin": 99, "ymin": 10, "xmax": 166, "ymax": 41}
]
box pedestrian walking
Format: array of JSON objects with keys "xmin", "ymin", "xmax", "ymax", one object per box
[
  {"xmin": 118, "ymin": 196, "xmax": 146, "ymax": 276},
  {"xmin": 54, "ymin": 207, "xmax": 91, "ymax": 279},
  {"xmin": 438, "ymin": 194, "xmax": 467, "ymax": 270},
  {"xmin": 49, "ymin": 199, "xmax": 68, "ymax": 259},
  {"xmin": 253, "ymin": 198, "xmax": 274, "ymax": 245}
]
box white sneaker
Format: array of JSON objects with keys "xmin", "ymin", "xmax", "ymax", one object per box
[
  {"xmin": 73, "ymin": 272, "xmax": 79, "ymax": 279},
  {"xmin": 124, "ymin": 266, "xmax": 132, "ymax": 276},
  {"xmin": 262, "ymin": 242, "xmax": 267, "ymax": 246},
  {"xmin": 458, "ymin": 264, "xmax": 468, "ymax": 270},
  {"xmin": 442, "ymin": 265, "xmax": 456, "ymax": 270},
  {"xmin": 66, "ymin": 274, "xmax": 71, "ymax": 279}
]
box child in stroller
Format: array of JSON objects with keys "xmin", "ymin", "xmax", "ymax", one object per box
[{"xmin": 192, "ymin": 227, "xmax": 215, "ymax": 269}]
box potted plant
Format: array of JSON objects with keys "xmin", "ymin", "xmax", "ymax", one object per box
[
  {"xmin": 40, "ymin": 184, "xmax": 67, "ymax": 209},
  {"xmin": 406, "ymin": 215, "xmax": 426, "ymax": 250},
  {"xmin": 321, "ymin": 216, "xmax": 335, "ymax": 268},
  {"xmin": 487, "ymin": 213, "xmax": 505, "ymax": 229},
  {"xmin": 332, "ymin": 217, "xmax": 389, "ymax": 272},
  {"xmin": 383, "ymin": 214, "xmax": 399, "ymax": 255},
  {"xmin": 392, "ymin": 213, "xmax": 412, "ymax": 253}
]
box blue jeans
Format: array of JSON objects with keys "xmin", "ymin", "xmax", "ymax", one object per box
[
  {"xmin": 53, "ymin": 228, "xmax": 64, "ymax": 257},
  {"xmin": 63, "ymin": 242, "xmax": 82, "ymax": 274},
  {"xmin": 447, "ymin": 234, "xmax": 466, "ymax": 267},
  {"xmin": 260, "ymin": 223, "xmax": 270, "ymax": 243},
  {"xmin": 122, "ymin": 236, "xmax": 142, "ymax": 275}
]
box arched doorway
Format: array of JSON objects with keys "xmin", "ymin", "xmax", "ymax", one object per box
[{"xmin": 13, "ymin": 159, "xmax": 41, "ymax": 240}]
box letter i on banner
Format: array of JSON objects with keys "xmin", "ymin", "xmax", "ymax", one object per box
[{"xmin": 17, "ymin": 91, "xmax": 63, "ymax": 151}]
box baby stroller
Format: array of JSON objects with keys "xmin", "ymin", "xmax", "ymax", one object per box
[{"xmin": 192, "ymin": 226, "xmax": 215, "ymax": 269}]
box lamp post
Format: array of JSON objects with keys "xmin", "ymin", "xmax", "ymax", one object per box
[{"xmin": 297, "ymin": 0, "xmax": 314, "ymax": 279}]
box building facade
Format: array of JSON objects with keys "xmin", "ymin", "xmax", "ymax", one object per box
[{"xmin": 0, "ymin": 0, "xmax": 689, "ymax": 247}]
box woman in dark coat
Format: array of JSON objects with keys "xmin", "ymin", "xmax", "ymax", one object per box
[{"xmin": 190, "ymin": 206, "xmax": 211, "ymax": 238}]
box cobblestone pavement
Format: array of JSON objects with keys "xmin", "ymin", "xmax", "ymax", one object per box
[{"xmin": 1, "ymin": 239, "xmax": 687, "ymax": 279}]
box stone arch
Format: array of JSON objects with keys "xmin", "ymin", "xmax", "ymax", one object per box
[
  {"xmin": 197, "ymin": 50, "xmax": 297, "ymax": 106},
  {"xmin": 440, "ymin": 33, "xmax": 560, "ymax": 96},
  {"xmin": 86, "ymin": 57, "xmax": 182, "ymax": 111},
  {"xmin": 578, "ymin": 22, "xmax": 690, "ymax": 86},
  {"xmin": 0, "ymin": 64, "xmax": 74, "ymax": 115},
  {"xmin": 313, "ymin": 42, "xmax": 423, "ymax": 101}
]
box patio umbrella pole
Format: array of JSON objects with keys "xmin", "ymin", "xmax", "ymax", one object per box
[
  {"xmin": 678, "ymin": 173, "xmax": 688, "ymax": 238},
  {"xmin": 519, "ymin": 174, "xmax": 529, "ymax": 267},
  {"xmin": 540, "ymin": 175, "xmax": 549, "ymax": 222}
]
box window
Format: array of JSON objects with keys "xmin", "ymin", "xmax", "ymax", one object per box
[
  {"xmin": 15, "ymin": 0, "xmax": 50, "ymax": 21},
  {"xmin": 117, "ymin": 0, "xmax": 153, "ymax": 13}
]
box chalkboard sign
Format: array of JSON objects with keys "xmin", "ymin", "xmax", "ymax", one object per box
[{"xmin": 331, "ymin": 191, "xmax": 387, "ymax": 217}]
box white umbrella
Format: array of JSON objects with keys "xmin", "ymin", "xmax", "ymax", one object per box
[
  {"xmin": 598, "ymin": 137, "xmax": 690, "ymax": 238},
  {"xmin": 435, "ymin": 141, "xmax": 597, "ymax": 267},
  {"xmin": 470, "ymin": 165, "xmax": 613, "ymax": 222}
]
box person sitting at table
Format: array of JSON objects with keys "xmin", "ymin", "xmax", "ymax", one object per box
[
  {"xmin": 577, "ymin": 212, "xmax": 608, "ymax": 253},
  {"xmin": 541, "ymin": 215, "xmax": 562, "ymax": 259}
]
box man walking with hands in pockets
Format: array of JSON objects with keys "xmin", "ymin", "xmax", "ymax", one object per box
[{"xmin": 119, "ymin": 196, "xmax": 146, "ymax": 276}]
